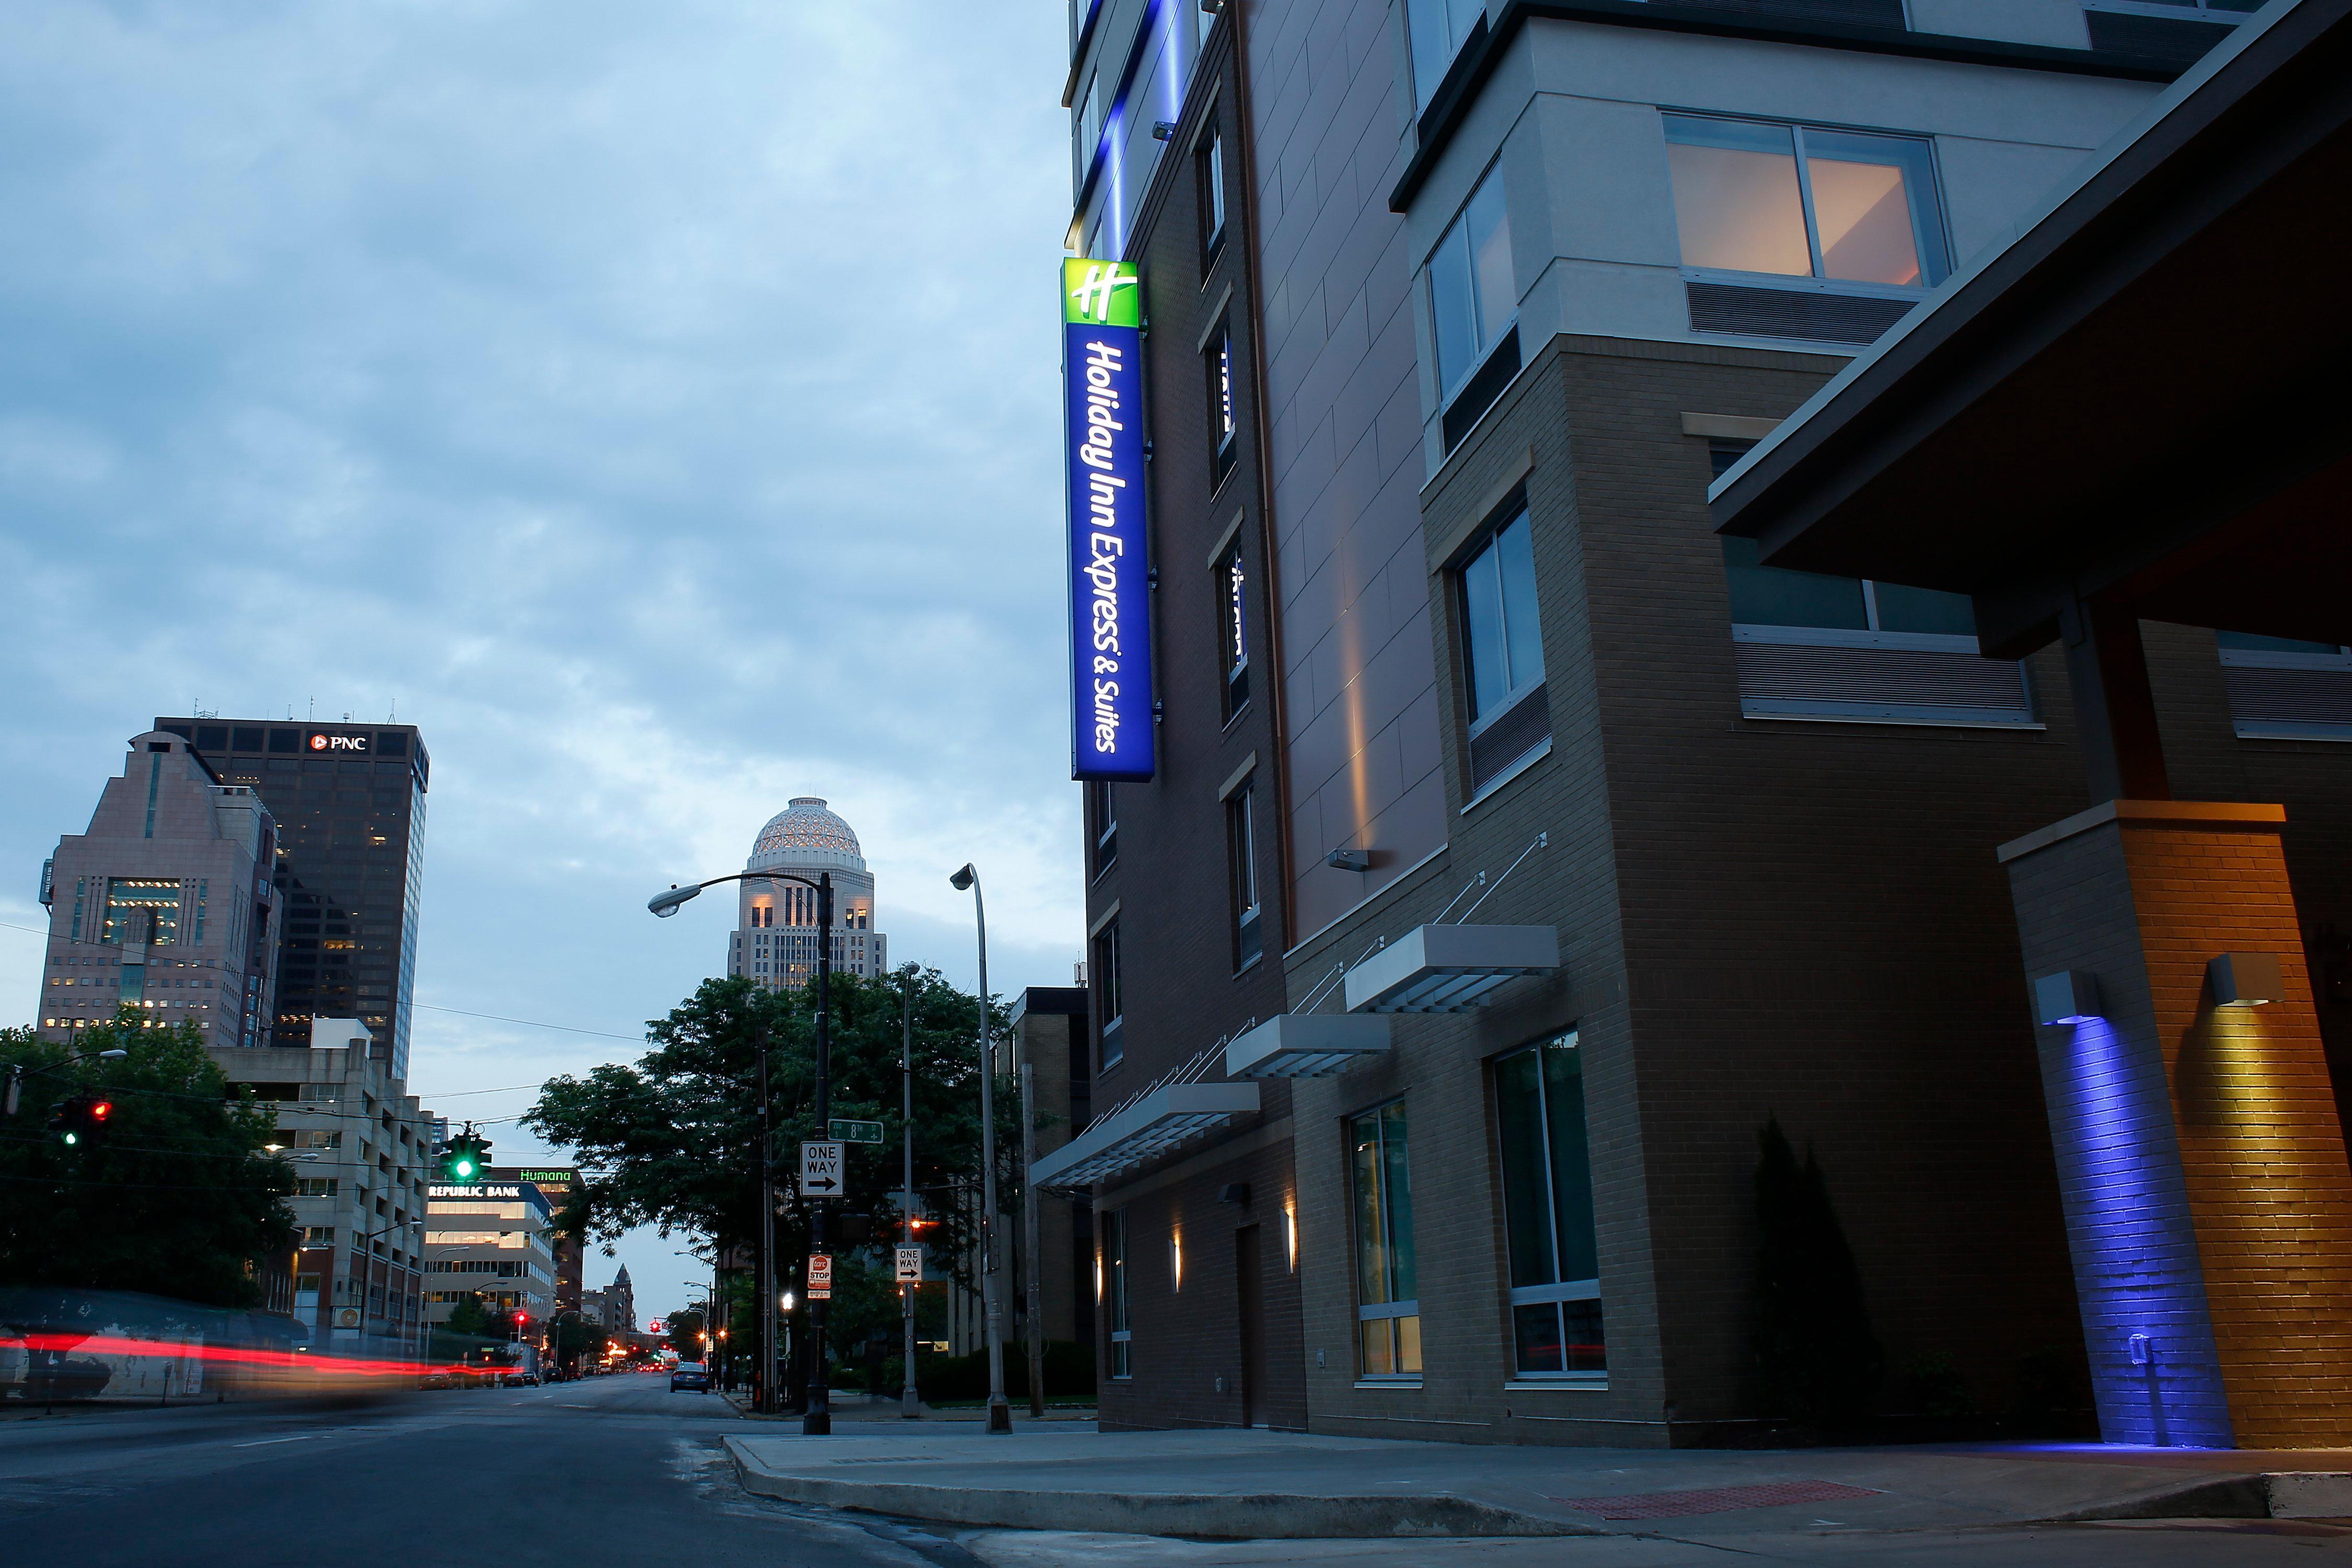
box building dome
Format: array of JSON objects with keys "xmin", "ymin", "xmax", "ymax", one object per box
[{"xmin": 752, "ymin": 797, "xmax": 859, "ymax": 857}]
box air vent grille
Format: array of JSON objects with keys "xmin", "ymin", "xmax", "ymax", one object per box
[{"xmin": 1688, "ymin": 282, "xmax": 1917, "ymax": 345}]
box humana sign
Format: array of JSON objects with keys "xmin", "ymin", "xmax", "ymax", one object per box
[{"xmin": 1062, "ymin": 259, "xmax": 1154, "ymax": 782}]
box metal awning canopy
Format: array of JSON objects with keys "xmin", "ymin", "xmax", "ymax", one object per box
[
  {"xmin": 1226, "ymin": 1014, "xmax": 1393, "ymax": 1079},
  {"xmin": 1027, "ymin": 1081, "xmax": 1260, "ymax": 1191},
  {"xmin": 1344, "ymin": 924, "xmax": 1560, "ymax": 1014},
  {"xmin": 1712, "ymin": 0, "xmax": 2352, "ymax": 661}
]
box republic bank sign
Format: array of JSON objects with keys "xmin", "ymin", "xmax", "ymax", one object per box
[{"xmin": 1063, "ymin": 258, "xmax": 1155, "ymax": 782}]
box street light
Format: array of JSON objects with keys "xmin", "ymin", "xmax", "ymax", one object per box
[
  {"xmin": 4, "ymin": 1046, "xmax": 128, "ymax": 1117},
  {"xmin": 948, "ymin": 862, "xmax": 1011, "ymax": 1435},
  {"xmin": 647, "ymin": 864, "xmax": 836, "ymax": 1433}
]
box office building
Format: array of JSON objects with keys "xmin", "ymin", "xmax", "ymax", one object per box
[
  {"xmin": 154, "ymin": 714, "xmax": 430, "ymax": 1079},
  {"xmin": 227, "ymin": 1016, "xmax": 436, "ymax": 1357},
  {"xmin": 727, "ymin": 798, "xmax": 889, "ymax": 987},
  {"xmin": 582, "ymin": 1265, "xmax": 638, "ymax": 1333},
  {"xmin": 1040, "ymin": 0, "xmax": 2287, "ymax": 1444},
  {"xmin": 36, "ymin": 730, "xmax": 280, "ymax": 1048},
  {"xmin": 491, "ymin": 1165, "xmax": 584, "ymax": 1312},
  {"xmin": 423, "ymin": 1177, "xmax": 557, "ymax": 1330}
]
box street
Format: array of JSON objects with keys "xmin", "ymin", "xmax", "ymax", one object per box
[
  {"xmin": 5, "ymin": 1376, "xmax": 2350, "ymax": 1566},
  {"xmin": 0, "ymin": 1374, "xmax": 975, "ymax": 1568}
]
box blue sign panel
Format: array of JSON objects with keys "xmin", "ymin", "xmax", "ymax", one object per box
[{"xmin": 1064, "ymin": 259, "xmax": 1155, "ymax": 781}]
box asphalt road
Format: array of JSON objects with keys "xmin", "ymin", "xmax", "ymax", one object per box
[
  {"xmin": 5, "ymin": 1378, "xmax": 2347, "ymax": 1566},
  {"xmin": 0, "ymin": 1371, "xmax": 976, "ymax": 1568}
]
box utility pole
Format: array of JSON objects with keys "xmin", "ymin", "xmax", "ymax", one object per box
[
  {"xmin": 901, "ymin": 967, "xmax": 920, "ymax": 1419},
  {"xmin": 757, "ymin": 1022, "xmax": 777, "ymax": 1415},
  {"xmin": 805, "ymin": 870, "xmax": 835, "ymax": 1435},
  {"xmin": 1020, "ymin": 1055, "xmax": 1045, "ymax": 1419}
]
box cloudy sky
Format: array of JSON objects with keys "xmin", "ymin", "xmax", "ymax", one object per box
[{"xmin": 0, "ymin": 1, "xmax": 1082, "ymax": 1322}]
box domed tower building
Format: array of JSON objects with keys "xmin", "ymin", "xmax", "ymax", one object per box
[{"xmin": 728, "ymin": 798, "xmax": 887, "ymax": 988}]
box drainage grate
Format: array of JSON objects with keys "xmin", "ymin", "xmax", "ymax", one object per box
[{"xmin": 1553, "ymin": 1479, "xmax": 1882, "ymax": 1520}]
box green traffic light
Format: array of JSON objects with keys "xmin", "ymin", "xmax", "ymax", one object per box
[{"xmin": 61, "ymin": 1132, "xmax": 78, "ymax": 1147}]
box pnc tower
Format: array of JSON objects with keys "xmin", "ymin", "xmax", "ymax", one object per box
[
  {"xmin": 727, "ymin": 797, "xmax": 887, "ymax": 988},
  {"xmin": 155, "ymin": 715, "xmax": 430, "ymax": 1078}
]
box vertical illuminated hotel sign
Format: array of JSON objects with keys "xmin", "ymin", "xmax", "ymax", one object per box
[{"xmin": 1064, "ymin": 258, "xmax": 1156, "ymax": 781}]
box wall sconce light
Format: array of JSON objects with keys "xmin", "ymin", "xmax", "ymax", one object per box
[
  {"xmin": 1218, "ymin": 1182, "xmax": 1251, "ymax": 1206},
  {"xmin": 1152, "ymin": 121, "xmax": 1178, "ymax": 141},
  {"xmin": 1285, "ymin": 1205, "xmax": 1298, "ymax": 1273},
  {"xmin": 1170, "ymin": 1233, "xmax": 1183, "ymax": 1292},
  {"xmin": 1325, "ymin": 848, "xmax": 1370, "ymax": 873},
  {"xmin": 2032, "ymin": 970, "xmax": 2103, "ymax": 1025},
  {"xmin": 2208, "ymin": 952, "xmax": 2281, "ymax": 1008}
]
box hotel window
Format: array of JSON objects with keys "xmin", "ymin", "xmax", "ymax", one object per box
[
  {"xmin": 1404, "ymin": 0, "xmax": 1486, "ymax": 110},
  {"xmin": 1198, "ymin": 128, "xmax": 1226, "ymax": 263},
  {"xmin": 1206, "ymin": 327, "xmax": 1238, "ymax": 491},
  {"xmin": 1094, "ymin": 918, "xmax": 1123, "ymax": 1070},
  {"xmin": 1217, "ymin": 539, "xmax": 1250, "ymax": 719},
  {"xmin": 1665, "ymin": 116, "xmax": 1949, "ymax": 290},
  {"xmin": 1349, "ymin": 1101, "xmax": 1421, "ymax": 1378},
  {"xmin": 1428, "ymin": 165, "xmax": 1517, "ymax": 449},
  {"xmin": 1104, "ymin": 1208, "xmax": 1132, "ymax": 1377},
  {"xmin": 1228, "ymin": 781, "xmax": 1261, "ymax": 972},
  {"xmin": 1458, "ymin": 506, "xmax": 1549, "ymax": 796},
  {"xmin": 1088, "ymin": 781, "xmax": 1116, "ymax": 877},
  {"xmin": 1711, "ymin": 441, "xmax": 2035, "ymax": 725},
  {"xmin": 1495, "ymin": 1033, "xmax": 1605, "ymax": 1379}
]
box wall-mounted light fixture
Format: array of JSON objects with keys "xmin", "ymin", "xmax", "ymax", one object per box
[
  {"xmin": 2032, "ymin": 970, "xmax": 2103, "ymax": 1025},
  {"xmin": 1152, "ymin": 121, "xmax": 1178, "ymax": 141},
  {"xmin": 1285, "ymin": 1204, "xmax": 1298, "ymax": 1272},
  {"xmin": 2208, "ymin": 952, "xmax": 2282, "ymax": 1008},
  {"xmin": 1170, "ymin": 1233, "xmax": 1183, "ymax": 1292},
  {"xmin": 1325, "ymin": 848, "xmax": 1370, "ymax": 873},
  {"xmin": 1218, "ymin": 1182, "xmax": 1250, "ymax": 1206}
]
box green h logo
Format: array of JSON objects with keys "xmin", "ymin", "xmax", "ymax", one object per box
[{"xmin": 1063, "ymin": 259, "xmax": 1140, "ymax": 328}]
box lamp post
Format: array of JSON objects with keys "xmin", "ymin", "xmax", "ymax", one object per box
[
  {"xmin": 900, "ymin": 967, "xmax": 920, "ymax": 1419},
  {"xmin": 948, "ymin": 863, "xmax": 1011, "ymax": 1434},
  {"xmin": 649, "ymin": 865, "xmax": 835, "ymax": 1434}
]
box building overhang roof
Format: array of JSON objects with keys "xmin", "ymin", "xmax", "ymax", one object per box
[
  {"xmin": 1711, "ymin": 0, "xmax": 2352, "ymax": 660},
  {"xmin": 1225, "ymin": 1014, "xmax": 1393, "ymax": 1079},
  {"xmin": 1028, "ymin": 1082, "xmax": 1260, "ymax": 1192},
  {"xmin": 1343, "ymin": 925, "xmax": 1561, "ymax": 1014}
]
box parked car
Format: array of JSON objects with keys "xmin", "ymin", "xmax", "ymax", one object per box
[{"xmin": 669, "ymin": 1361, "xmax": 711, "ymax": 1393}]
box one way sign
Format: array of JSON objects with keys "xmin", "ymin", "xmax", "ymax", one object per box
[{"xmin": 799, "ymin": 1139, "xmax": 845, "ymax": 1198}]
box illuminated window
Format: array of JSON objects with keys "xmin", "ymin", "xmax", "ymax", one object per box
[
  {"xmin": 102, "ymin": 879, "xmax": 182, "ymax": 946},
  {"xmin": 1495, "ymin": 1033, "xmax": 1604, "ymax": 1379},
  {"xmin": 1216, "ymin": 539, "xmax": 1250, "ymax": 719},
  {"xmin": 1665, "ymin": 116, "xmax": 1949, "ymax": 290},
  {"xmin": 1206, "ymin": 326, "xmax": 1238, "ymax": 490},
  {"xmin": 1349, "ymin": 1101, "xmax": 1420, "ymax": 1378}
]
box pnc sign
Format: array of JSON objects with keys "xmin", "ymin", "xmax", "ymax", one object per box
[
  {"xmin": 1063, "ymin": 258, "xmax": 1155, "ymax": 782},
  {"xmin": 308, "ymin": 733, "xmax": 368, "ymax": 753}
]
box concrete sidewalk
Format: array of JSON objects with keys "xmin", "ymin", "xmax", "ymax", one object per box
[{"xmin": 727, "ymin": 1426, "xmax": 2352, "ymax": 1539}]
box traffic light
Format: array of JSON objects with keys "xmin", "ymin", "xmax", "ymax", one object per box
[
  {"xmin": 438, "ymin": 1126, "xmax": 492, "ymax": 1183},
  {"xmin": 45, "ymin": 1094, "xmax": 114, "ymax": 1148}
]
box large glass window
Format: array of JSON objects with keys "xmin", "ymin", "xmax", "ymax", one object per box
[
  {"xmin": 1217, "ymin": 540, "xmax": 1250, "ymax": 719},
  {"xmin": 1349, "ymin": 1102, "xmax": 1421, "ymax": 1378},
  {"xmin": 1495, "ymin": 1033, "xmax": 1604, "ymax": 1378},
  {"xmin": 1405, "ymin": 0, "xmax": 1486, "ymax": 109},
  {"xmin": 1460, "ymin": 510, "xmax": 1544, "ymax": 723},
  {"xmin": 1665, "ymin": 116, "xmax": 1949, "ymax": 290},
  {"xmin": 1228, "ymin": 782, "xmax": 1261, "ymax": 971},
  {"xmin": 1711, "ymin": 443, "xmax": 1975, "ymax": 634},
  {"xmin": 1103, "ymin": 1208, "xmax": 1132, "ymax": 1377},
  {"xmin": 103, "ymin": 878, "xmax": 182, "ymax": 946},
  {"xmin": 1428, "ymin": 169, "xmax": 1514, "ymax": 397},
  {"xmin": 1094, "ymin": 919, "xmax": 1123, "ymax": 1070},
  {"xmin": 1088, "ymin": 781, "xmax": 1116, "ymax": 878}
]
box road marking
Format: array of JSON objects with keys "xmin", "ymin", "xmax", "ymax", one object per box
[{"xmin": 232, "ymin": 1434, "xmax": 324, "ymax": 1448}]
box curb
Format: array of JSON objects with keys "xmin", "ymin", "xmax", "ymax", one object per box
[
  {"xmin": 723, "ymin": 1440, "xmax": 1593, "ymax": 1538},
  {"xmin": 2044, "ymin": 1471, "xmax": 2352, "ymax": 1523}
]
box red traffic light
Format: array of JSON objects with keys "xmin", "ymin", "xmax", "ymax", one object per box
[
  {"xmin": 88, "ymin": 1101, "xmax": 112, "ymax": 1122},
  {"xmin": 514, "ymin": 1312, "xmax": 528, "ymax": 1324}
]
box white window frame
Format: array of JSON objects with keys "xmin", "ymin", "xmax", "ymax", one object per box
[{"xmin": 1426, "ymin": 164, "xmax": 1515, "ymax": 403}]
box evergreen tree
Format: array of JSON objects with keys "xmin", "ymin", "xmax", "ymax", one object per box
[{"xmin": 1751, "ymin": 1114, "xmax": 1882, "ymax": 1425}]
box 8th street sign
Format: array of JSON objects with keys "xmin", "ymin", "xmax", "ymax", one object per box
[
  {"xmin": 829, "ymin": 1117, "xmax": 885, "ymax": 1145},
  {"xmin": 799, "ymin": 1139, "xmax": 845, "ymax": 1197}
]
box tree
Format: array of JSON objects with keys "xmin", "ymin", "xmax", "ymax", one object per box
[
  {"xmin": 0, "ymin": 1019, "xmax": 296, "ymax": 1308},
  {"xmin": 1751, "ymin": 1115, "xmax": 1882, "ymax": 1425},
  {"xmin": 523, "ymin": 966, "xmax": 1018, "ymax": 1309}
]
